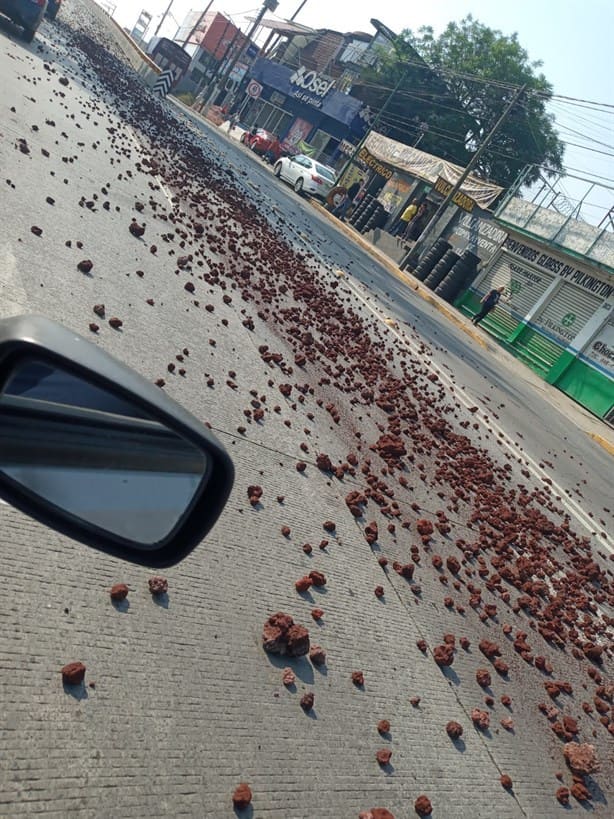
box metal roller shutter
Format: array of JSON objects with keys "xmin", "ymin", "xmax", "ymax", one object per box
[{"xmin": 533, "ymin": 283, "xmax": 602, "ymax": 346}]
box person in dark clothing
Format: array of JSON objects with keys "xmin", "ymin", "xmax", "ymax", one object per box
[
  {"xmin": 332, "ymin": 180, "xmax": 362, "ymax": 221},
  {"xmin": 472, "ymin": 286, "xmax": 505, "ymax": 325}
]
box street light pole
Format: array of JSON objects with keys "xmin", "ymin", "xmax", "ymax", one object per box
[
  {"xmin": 400, "ymin": 84, "xmax": 527, "ymax": 270},
  {"xmin": 154, "ymin": 0, "xmax": 175, "ymax": 38}
]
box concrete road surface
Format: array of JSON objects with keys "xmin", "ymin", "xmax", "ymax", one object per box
[{"xmin": 0, "ymin": 2, "xmax": 612, "ymax": 817}]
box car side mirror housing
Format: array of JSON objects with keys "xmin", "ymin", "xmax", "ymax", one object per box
[{"xmin": 0, "ymin": 316, "xmax": 234, "ymax": 566}]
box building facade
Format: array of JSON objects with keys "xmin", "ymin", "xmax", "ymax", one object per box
[{"xmin": 456, "ymin": 197, "xmax": 614, "ymax": 423}]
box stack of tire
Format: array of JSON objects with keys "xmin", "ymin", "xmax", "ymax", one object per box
[
  {"xmin": 348, "ymin": 195, "xmax": 372, "ymax": 228},
  {"xmin": 361, "ymin": 203, "xmax": 388, "ymax": 235},
  {"xmin": 352, "ymin": 197, "xmax": 380, "ymax": 232},
  {"xmin": 435, "ymin": 251, "xmax": 481, "ymax": 303},
  {"xmin": 423, "ymin": 250, "xmax": 461, "ymax": 291},
  {"xmin": 411, "ymin": 239, "xmax": 451, "ymax": 282}
]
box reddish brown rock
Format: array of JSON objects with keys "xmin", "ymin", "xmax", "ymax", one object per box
[
  {"xmin": 300, "ymin": 692, "xmax": 314, "ymax": 710},
  {"xmin": 416, "ymin": 519, "xmax": 434, "ymax": 536},
  {"xmin": 365, "ymin": 521, "xmax": 379, "ymax": 545},
  {"xmin": 281, "ymin": 526, "xmax": 291, "ymax": 537},
  {"xmin": 323, "ymin": 520, "xmax": 336, "ymax": 532},
  {"xmin": 309, "ymin": 645, "xmax": 326, "ymax": 666},
  {"xmin": 316, "ymin": 453, "xmax": 333, "ymax": 472},
  {"xmin": 352, "ymin": 670, "xmax": 365, "ymax": 686},
  {"xmin": 500, "ymin": 717, "xmax": 514, "ymax": 731},
  {"xmin": 108, "ymin": 317, "xmax": 123, "ymax": 330},
  {"xmin": 77, "ymin": 259, "xmax": 93, "ymax": 273},
  {"xmin": 556, "ymin": 787, "xmax": 570, "ymax": 805},
  {"xmin": 563, "ymin": 743, "xmax": 599, "ymax": 775},
  {"xmin": 61, "ymin": 662, "xmax": 86, "ymax": 685},
  {"xmin": 433, "ymin": 644, "xmax": 454, "ymax": 667},
  {"xmin": 309, "ymin": 570, "xmax": 327, "ymax": 587},
  {"xmin": 376, "ymin": 748, "xmax": 392, "ymax": 766},
  {"xmin": 282, "ymin": 668, "xmax": 295, "ymax": 686},
  {"xmin": 93, "ymin": 304, "xmax": 105, "ymax": 317},
  {"xmin": 359, "ymin": 810, "xmax": 394, "ymax": 819},
  {"xmin": 286, "ymin": 625, "xmax": 310, "ymax": 657},
  {"xmin": 88, "ymin": 323, "xmax": 99, "ymax": 333},
  {"xmin": 410, "ymin": 696, "xmax": 421, "ymax": 707},
  {"xmin": 295, "ymin": 576, "xmax": 313, "ymax": 593},
  {"xmin": 570, "ymin": 782, "xmax": 590, "ymax": 802},
  {"xmin": 110, "ymin": 583, "xmax": 129, "ymax": 601},
  {"xmin": 493, "ymin": 658, "xmax": 509, "ymax": 675},
  {"xmin": 148, "ymin": 576, "xmax": 168, "ymax": 595},
  {"xmin": 446, "ymin": 555, "xmax": 461, "ymax": 575},
  {"xmin": 460, "ymin": 637, "xmax": 470, "ymax": 650},
  {"xmin": 311, "ymin": 608, "xmax": 324, "ymax": 620},
  {"xmin": 232, "ymin": 783, "xmax": 252, "ymax": 810},
  {"xmin": 500, "ymin": 774, "xmax": 513, "ymax": 789},
  {"xmin": 377, "ymin": 719, "xmax": 391, "ymax": 735},
  {"xmin": 446, "ymin": 720, "xmax": 463, "ymax": 739},
  {"xmin": 471, "ymin": 708, "xmax": 490, "ymax": 729},
  {"xmin": 416, "ymin": 640, "xmax": 428, "ymax": 653},
  {"xmin": 501, "ymin": 694, "xmax": 512, "ymax": 707},
  {"xmin": 392, "ymin": 562, "xmax": 414, "ymax": 580},
  {"xmin": 375, "ymin": 586, "xmax": 385, "ymax": 598},
  {"xmin": 476, "ymin": 668, "xmax": 492, "ymax": 688},
  {"xmin": 262, "ymin": 612, "xmax": 310, "ymax": 657},
  {"xmin": 414, "ymin": 795, "xmax": 432, "ymax": 816},
  {"xmin": 479, "ymin": 639, "xmax": 501, "ymax": 659},
  {"xmin": 128, "ymin": 221, "xmax": 145, "ymax": 237}
]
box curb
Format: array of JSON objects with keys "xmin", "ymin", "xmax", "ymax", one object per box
[{"xmin": 309, "ymin": 200, "xmax": 489, "ymax": 348}]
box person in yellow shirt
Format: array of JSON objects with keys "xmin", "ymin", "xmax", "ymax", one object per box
[{"xmin": 391, "ymin": 199, "xmax": 418, "ymax": 236}]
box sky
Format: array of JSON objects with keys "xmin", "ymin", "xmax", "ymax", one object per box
[{"xmin": 106, "ymin": 0, "xmax": 614, "ymax": 223}]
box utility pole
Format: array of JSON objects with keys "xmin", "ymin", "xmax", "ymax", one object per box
[
  {"xmin": 181, "ymin": 0, "xmax": 213, "ymax": 48},
  {"xmin": 208, "ymin": 0, "xmax": 278, "ymax": 110},
  {"xmin": 337, "ymin": 63, "xmax": 412, "ymax": 184},
  {"xmin": 154, "ymin": 0, "xmax": 175, "ymax": 38},
  {"xmin": 400, "ymin": 84, "xmax": 527, "ymax": 270}
]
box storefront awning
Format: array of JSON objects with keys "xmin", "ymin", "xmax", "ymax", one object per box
[{"xmin": 365, "ymin": 132, "xmax": 504, "ymax": 209}]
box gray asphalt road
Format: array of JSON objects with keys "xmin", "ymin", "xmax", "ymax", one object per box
[{"xmin": 0, "ymin": 3, "xmax": 612, "ymax": 818}]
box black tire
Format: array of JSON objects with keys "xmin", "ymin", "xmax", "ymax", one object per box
[
  {"xmin": 23, "ymin": 26, "xmax": 36, "ymax": 42},
  {"xmin": 274, "ymin": 163, "xmax": 282, "ymax": 178},
  {"xmin": 294, "ymin": 177, "xmax": 304, "ymax": 194}
]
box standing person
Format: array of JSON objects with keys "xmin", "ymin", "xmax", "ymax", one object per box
[
  {"xmin": 263, "ymin": 135, "xmax": 281, "ymax": 164},
  {"xmin": 332, "ymin": 180, "xmax": 362, "ymax": 221},
  {"xmin": 391, "ymin": 199, "xmax": 418, "ymax": 237},
  {"xmin": 405, "ymin": 202, "xmax": 428, "ymax": 241},
  {"xmin": 471, "ymin": 286, "xmax": 505, "ymax": 325}
]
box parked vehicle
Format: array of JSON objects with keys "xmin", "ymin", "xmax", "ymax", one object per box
[
  {"xmin": 0, "ymin": 0, "xmax": 47, "ymax": 42},
  {"xmin": 45, "ymin": 0, "xmax": 60, "ymax": 20},
  {"xmin": 241, "ymin": 128, "xmax": 278, "ymax": 158},
  {"xmin": 273, "ymin": 154, "xmax": 337, "ymax": 199}
]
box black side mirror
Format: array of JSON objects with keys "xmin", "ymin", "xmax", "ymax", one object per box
[{"xmin": 0, "ymin": 316, "xmax": 234, "ymax": 566}]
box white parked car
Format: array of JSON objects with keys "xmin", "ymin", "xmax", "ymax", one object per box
[{"xmin": 273, "ymin": 154, "xmax": 337, "ymax": 199}]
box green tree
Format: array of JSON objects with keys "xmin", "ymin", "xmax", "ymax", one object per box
[{"xmin": 354, "ymin": 16, "xmax": 565, "ymax": 188}]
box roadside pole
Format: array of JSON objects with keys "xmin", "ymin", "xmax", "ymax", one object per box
[{"xmin": 400, "ymin": 84, "xmax": 527, "ymax": 271}]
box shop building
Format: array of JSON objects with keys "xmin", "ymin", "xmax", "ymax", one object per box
[{"xmin": 456, "ymin": 194, "xmax": 614, "ymax": 423}]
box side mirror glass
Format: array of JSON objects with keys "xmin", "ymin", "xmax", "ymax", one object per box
[
  {"xmin": 0, "ymin": 316, "xmax": 234, "ymax": 566},
  {"xmin": 1, "ymin": 359, "xmax": 209, "ymax": 545}
]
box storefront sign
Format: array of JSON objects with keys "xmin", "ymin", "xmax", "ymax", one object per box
[
  {"xmin": 357, "ymin": 147, "xmax": 393, "ymax": 180},
  {"xmin": 503, "ymin": 237, "xmax": 614, "ymax": 300},
  {"xmin": 433, "ymin": 176, "xmax": 476, "ymax": 212},
  {"xmin": 289, "ymin": 66, "xmax": 335, "ymax": 98},
  {"xmin": 448, "ymin": 213, "xmax": 507, "ymax": 261},
  {"xmin": 586, "ymin": 316, "xmax": 614, "ymax": 374},
  {"xmin": 248, "ymin": 59, "xmax": 365, "ymax": 127}
]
